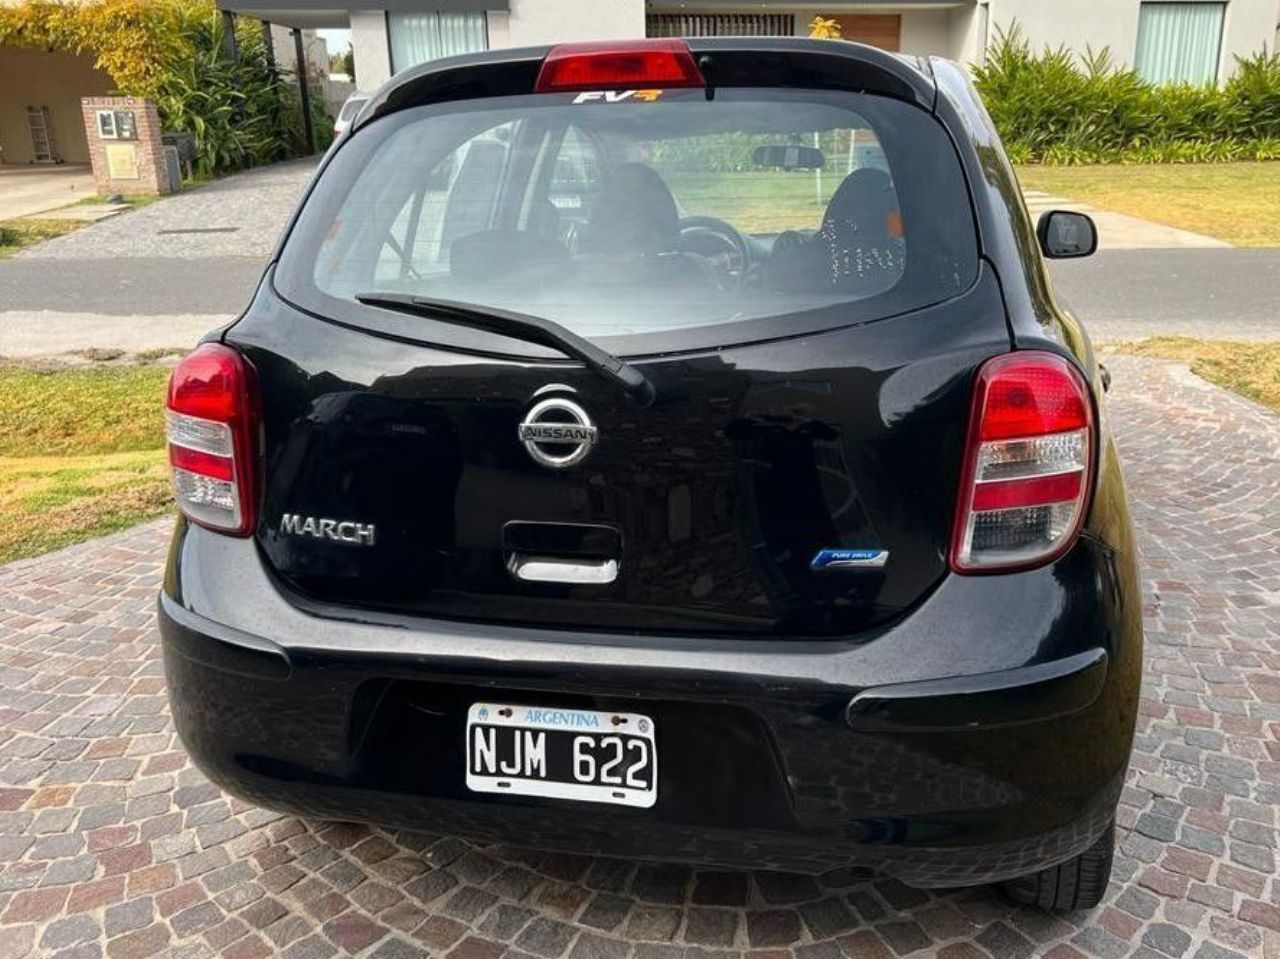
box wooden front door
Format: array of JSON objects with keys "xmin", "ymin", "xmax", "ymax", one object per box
[{"xmin": 831, "ymin": 15, "xmax": 902, "ymax": 52}]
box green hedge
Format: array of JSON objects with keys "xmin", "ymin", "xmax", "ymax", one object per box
[
  {"xmin": 972, "ymin": 25, "xmax": 1280, "ymax": 164},
  {"xmin": 156, "ymin": 14, "xmax": 332, "ymax": 177}
]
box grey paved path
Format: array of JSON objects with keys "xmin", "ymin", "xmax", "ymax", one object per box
[
  {"xmin": 2, "ymin": 250, "xmax": 1278, "ymax": 359},
  {"xmin": 0, "ymin": 259, "xmax": 265, "ymax": 316},
  {"xmin": 1022, "ymin": 192, "xmax": 1230, "ymax": 252},
  {"xmin": 1051, "ymin": 251, "xmax": 1280, "ymax": 342},
  {"xmin": 2, "ymin": 356, "xmax": 1278, "ymax": 958},
  {"xmin": 15, "ymin": 160, "xmax": 317, "ymax": 262},
  {"xmin": 0, "ymin": 167, "xmax": 97, "ymax": 221}
]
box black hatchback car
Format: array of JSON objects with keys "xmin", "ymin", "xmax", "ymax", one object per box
[{"xmin": 159, "ymin": 38, "xmax": 1142, "ymax": 909}]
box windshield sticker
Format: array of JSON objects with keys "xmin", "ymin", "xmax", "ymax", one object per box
[{"xmin": 571, "ymin": 89, "xmax": 664, "ymax": 105}]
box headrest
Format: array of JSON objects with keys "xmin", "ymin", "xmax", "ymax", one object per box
[
  {"xmin": 583, "ymin": 163, "xmax": 680, "ymax": 255},
  {"xmin": 823, "ymin": 168, "xmax": 897, "ymax": 241}
]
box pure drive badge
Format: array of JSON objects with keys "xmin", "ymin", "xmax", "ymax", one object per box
[
  {"xmin": 280, "ymin": 513, "xmax": 376, "ymax": 546},
  {"xmin": 810, "ymin": 548, "xmax": 890, "ymax": 570}
]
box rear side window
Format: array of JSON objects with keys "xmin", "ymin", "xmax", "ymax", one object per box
[
  {"xmin": 338, "ymin": 97, "xmax": 368, "ymax": 123},
  {"xmin": 277, "ymin": 88, "xmax": 978, "ymax": 355}
]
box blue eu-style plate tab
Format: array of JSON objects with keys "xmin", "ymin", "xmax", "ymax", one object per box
[{"xmin": 811, "ymin": 548, "xmax": 890, "ymax": 570}]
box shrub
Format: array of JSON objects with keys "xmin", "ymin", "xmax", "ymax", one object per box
[
  {"xmin": 0, "ymin": 0, "xmax": 328, "ymax": 176},
  {"xmin": 973, "ymin": 24, "xmax": 1280, "ymax": 164}
]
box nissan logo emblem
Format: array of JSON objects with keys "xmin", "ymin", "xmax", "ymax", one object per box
[{"xmin": 518, "ymin": 397, "xmax": 598, "ymax": 468}]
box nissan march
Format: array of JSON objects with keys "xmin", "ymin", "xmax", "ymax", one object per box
[{"xmin": 159, "ymin": 38, "xmax": 1142, "ymax": 910}]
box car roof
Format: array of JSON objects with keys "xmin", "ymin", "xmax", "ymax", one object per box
[{"xmin": 355, "ymin": 37, "xmax": 938, "ymax": 134}]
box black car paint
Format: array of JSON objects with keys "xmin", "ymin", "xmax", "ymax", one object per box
[
  {"xmin": 231, "ymin": 264, "xmax": 1009, "ymax": 636},
  {"xmin": 160, "ymin": 39, "xmax": 1142, "ymax": 883}
]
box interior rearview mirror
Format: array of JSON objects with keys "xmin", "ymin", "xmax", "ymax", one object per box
[
  {"xmin": 752, "ymin": 145, "xmax": 825, "ymax": 170},
  {"xmin": 1037, "ymin": 210, "xmax": 1097, "ymax": 259}
]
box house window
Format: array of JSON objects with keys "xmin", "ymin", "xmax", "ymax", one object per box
[
  {"xmin": 646, "ymin": 13, "xmax": 795, "ymax": 37},
  {"xmin": 1135, "ymin": 2, "xmax": 1226, "ymax": 85},
  {"xmin": 388, "ymin": 12, "xmax": 487, "ymax": 74}
]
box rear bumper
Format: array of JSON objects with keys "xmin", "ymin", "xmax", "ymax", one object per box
[{"xmin": 159, "ymin": 523, "xmax": 1142, "ymax": 884}]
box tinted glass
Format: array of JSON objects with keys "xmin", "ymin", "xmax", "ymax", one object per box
[{"xmin": 277, "ymin": 88, "xmax": 978, "ymax": 354}]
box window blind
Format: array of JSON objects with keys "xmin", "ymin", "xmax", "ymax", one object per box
[
  {"xmin": 1135, "ymin": 2, "xmax": 1226, "ymax": 86},
  {"xmin": 388, "ymin": 11, "xmax": 487, "ymax": 74}
]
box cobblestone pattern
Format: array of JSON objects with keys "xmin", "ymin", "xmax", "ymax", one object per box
[{"xmin": 1, "ymin": 355, "xmax": 1277, "ymax": 959}]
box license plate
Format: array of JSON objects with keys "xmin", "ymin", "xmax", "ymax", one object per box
[{"xmin": 465, "ymin": 703, "xmax": 657, "ymax": 808}]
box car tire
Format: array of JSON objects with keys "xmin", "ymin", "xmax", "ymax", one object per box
[{"xmin": 1000, "ymin": 822, "xmax": 1115, "ymax": 910}]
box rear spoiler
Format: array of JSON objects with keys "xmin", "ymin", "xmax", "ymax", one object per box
[{"xmin": 356, "ymin": 37, "xmax": 936, "ymax": 132}]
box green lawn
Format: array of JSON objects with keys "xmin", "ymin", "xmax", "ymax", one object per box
[
  {"xmin": 667, "ymin": 170, "xmax": 838, "ymax": 234},
  {"xmin": 0, "ymin": 364, "xmax": 171, "ymax": 563},
  {"xmin": 0, "ymin": 218, "xmax": 85, "ymax": 258},
  {"xmin": 1108, "ymin": 338, "xmax": 1280, "ymax": 413},
  {"xmin": 645, "ymin": 164, "xmax": 1280, "ymax": 247},
  {"xmin": 1015, "ymin": 162, "xmax": 1280, "ymax": 247}
]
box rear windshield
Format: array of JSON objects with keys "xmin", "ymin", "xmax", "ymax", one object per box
[{"xmin": 277, "ymin": 88, "xmax": 978, "ymax": 355}]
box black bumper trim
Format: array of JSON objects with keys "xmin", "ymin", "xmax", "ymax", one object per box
[
  {"xmin": 161, "ymin": 593, "xmax": 291, "ymax": 680},
  {"xmin": 846, "ymin": 648, "xmax": 1107, "ymax": 731}
]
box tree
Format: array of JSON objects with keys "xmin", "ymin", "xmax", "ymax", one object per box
[
  {"xmin": 808, "ymin": 16, "xmax": 841, "ymax": 40},
  {"xmin": 329, "ymin": 43, "xmax": 354, "ymax": 79}
]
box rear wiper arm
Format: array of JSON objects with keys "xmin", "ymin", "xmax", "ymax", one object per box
[{"xmin": 356, "ymin": 292, "xmax": 655, "ymax": 406}]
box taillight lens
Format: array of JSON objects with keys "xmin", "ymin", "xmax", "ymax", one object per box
[
  {"xmin": 535, "ymin": 40, "xmax": 705, "ymax": 92},
  {"xmin": 950, "ymin": 352, "xmax": 1094, "ymax": 573},
  {"xmin": 165, "ymin": 344, "xmax": 259, "ymax": 536}
]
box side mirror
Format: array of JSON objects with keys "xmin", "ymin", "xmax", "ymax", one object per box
[{"xmin": 1037, "ymin": 210, "xmax": 1097, "ymax": 259}]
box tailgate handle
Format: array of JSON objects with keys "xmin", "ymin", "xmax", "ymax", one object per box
[{"xmin": 507, "ymin": 554, "xmax": 618, "ymax": 585}]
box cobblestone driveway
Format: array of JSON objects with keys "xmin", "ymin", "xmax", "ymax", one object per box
[{"xmin": 1, "ymin": 356, "xmax": 1278, "ymax": 959}]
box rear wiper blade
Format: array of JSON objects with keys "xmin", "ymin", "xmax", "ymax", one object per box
[{"xmin": 356, "ymin": 292, "xmax": 655, "ymax": 406}]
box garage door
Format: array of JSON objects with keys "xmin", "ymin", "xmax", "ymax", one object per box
[{"xmin": 831, "ymin": 15, "xmax": 901, "ymax": 51}]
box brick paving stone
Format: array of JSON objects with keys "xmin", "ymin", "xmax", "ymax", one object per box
[
  {"xmin": 569, "ymin": 932, "xmax": 630, "ymax": 959},
  {"xmin": 479, "ymin": 903, "xmax": 537, "ymax": 940},
  {"xmin": 372, "ymin": 939, "xmax": 432, "ymax": 959},
  {"xmin": 416, "ymin": 915, "xmax": 469, "ymax": 951},
  {"xmin": 0, "ymin": 354, "xmax": 1278, "ymax": 959},
  {"xmin": 630, "ymin": 865, "xmax": 691, "ymax": 905},
  {"xmin": 579, "ymin": 894, "xmax": 631, "ymax": 933},
  {"xmin": 684, "ymin": 907, "xmax": 738, "ymax": 947},
  {"xmin": 625, "ymin": 905, "xmax": 681, "ymax": 942},
  {"xmin": 746, "ymin": 911, "xmax": 802, "ymax": 948},
  {"xmin": 516, "ymin": 917, "xmax": 578, "ymax": 958}
]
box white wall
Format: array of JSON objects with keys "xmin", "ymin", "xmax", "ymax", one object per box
[
  {"xmin": 947, "ymin": 2, "xmax": 988, "ymax": 65},
  {"xmin": 987, "ymin": 0, "xmax": 1280, "ymax": 79},
  {"xmin": 351, "ymin": 10, "xmax": 393, "ymax": 89},
  {"xmin": 1220, "ymin": 0, "xmax": 1280, "ymax": 71},
  {"xmin": 987, "ymin": 0, "xmax": 1139, "ymax": 64},
  {"xmin": 487, "ymin": 0, "xmax": 646, "ymax": 48},
  {"xmin": 899, "ymin": 9, "xmax": 957, "ymax": 57}
]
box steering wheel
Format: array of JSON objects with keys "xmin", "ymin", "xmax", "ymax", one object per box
[{"xmin": 678, "ymin": 216, "xmax": 751, "ymax": 287}]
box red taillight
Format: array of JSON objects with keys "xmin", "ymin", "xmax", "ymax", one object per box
[
  {"xmin": 165, "ymin": 343, "xmax": 259, "ymax": 536},
  {"xmin": 535, "ymin": 40, "xmax": 705, "ymax": 93},
  {"xmin": 950, "ymin": 352, "xmax": 1094, "ymax": 573}
]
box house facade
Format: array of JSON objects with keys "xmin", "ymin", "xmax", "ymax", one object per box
[
  {"xmin": 0, "ymin": 13, "xmax": 114, "ymax": 165},
  {"xmin": 0, "ymin": 0, "xmax": 329, "ymax": 167},
  {"xmin": 223, "ymin": 0, "xmax": 1280, "ymax": 92}
]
